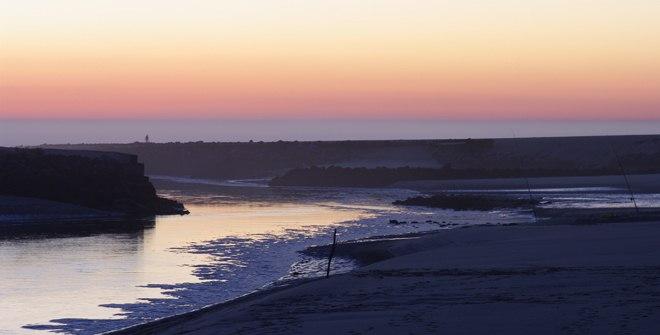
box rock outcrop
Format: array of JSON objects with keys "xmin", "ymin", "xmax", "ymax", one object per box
[{"xmin": 0, "ymin": 147, "xmax": 187, "ymax": 216}]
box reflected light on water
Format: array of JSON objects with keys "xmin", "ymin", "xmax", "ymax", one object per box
[{"xmin": 0, "ymin": 202, "xmax": 367, "ymax": 334}]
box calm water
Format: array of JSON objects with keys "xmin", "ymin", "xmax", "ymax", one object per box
[
  {"xmin": 3, "ymin": 178, "xmax": 653, "ymax": 334},
  {"xmin": 0, "ymin": 180, "xmax": 532, "ymax": 335}
]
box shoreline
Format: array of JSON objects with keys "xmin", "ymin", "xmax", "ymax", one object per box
[
  {"xmin": 104, "ymin": 230, "xmax": 442, "ymax": 335},
  {"xmin": 103, "ymin": 277, "xmax": 321, "ymax": 335},
  {"xmin": 104, "ymin": 226, "xmax": 452, "ymax": 334},
  {"xmin": 107, "ymin": 218, "xmax": 660, "ymax": 334}
]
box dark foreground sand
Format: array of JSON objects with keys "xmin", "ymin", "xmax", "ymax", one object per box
[{"xmin": 110, "ymin": 221, "xmax": 660, "ymax": 335}]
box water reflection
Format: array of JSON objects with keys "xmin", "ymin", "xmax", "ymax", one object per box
[
  {"xmin": 12, "ymin": 203, "xmax": 372, "ymax": 334},
  {"xmin": 0, "ymin": 217, "xmax": 166, "ymax": 335},
  {"xmin": 3, "ymin": 181, "xmax": 532, "ymax": 335},
  {"xmin": 0, "ymin": 217, "xmax": 155, "ymax": 241}
]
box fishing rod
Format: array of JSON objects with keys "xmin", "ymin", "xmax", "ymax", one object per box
[
  {"xmin": 610, "ymin": 144, "xmax": 639, "ymax": 214},
  {"xmin": 512, "ymin": 132, "xmax": 537, "ymax": 222}
]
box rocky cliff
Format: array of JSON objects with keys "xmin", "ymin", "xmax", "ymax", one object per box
[{"xmin": 0, "ymin": 147, "xmax": 187, "ymax": 216}]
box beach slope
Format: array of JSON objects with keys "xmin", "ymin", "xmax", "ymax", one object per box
[{"xmin": 110, "ymin": 221, "xmax": 660, "ymax": 335}]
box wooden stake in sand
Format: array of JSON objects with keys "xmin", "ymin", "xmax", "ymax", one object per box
[
  {"xmin": 512, "ymin": 132, "xmax": 537, "ymax": 222},
  {"xmin": 326, "ymin": 229, "xmax": 337, "ymax": 278},
  {"xmin": 610, "ymin": 144, "xmax": 639, "ymax": 214}
]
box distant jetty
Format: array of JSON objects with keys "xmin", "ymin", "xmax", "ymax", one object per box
[
  {"xmin": 0, "ymin": 147, "xmax": 188, "ymax": 219},
  {"xmin": 42, "ymin": 135, "xmax": 660, "ymax": 181}
]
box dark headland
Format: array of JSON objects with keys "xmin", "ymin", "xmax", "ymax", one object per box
[
  {"xmin": 43, "ymin": 135, "xmax": 660, "ymax": 182},
  {"xmin": 0, "ymin": 147, "xmax": 188, "ymax": 222}
]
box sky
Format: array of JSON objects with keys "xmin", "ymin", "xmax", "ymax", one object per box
[{"xmin": 1, "ymin": 0, "xmax": 659, "ymax": 122}]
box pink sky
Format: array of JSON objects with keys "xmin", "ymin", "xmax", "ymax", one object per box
[{"xmin": 1, "ymin": 1, "xmax": 659, "ymax": 120}]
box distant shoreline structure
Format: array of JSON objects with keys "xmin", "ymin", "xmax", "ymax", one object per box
[
  {"xmin": 41, "ymin": 134, "xmax": 660, "ymax": 181},
  {"xmin": 268, "ymin": 165, "xmax": 660, "ymax": 188}
]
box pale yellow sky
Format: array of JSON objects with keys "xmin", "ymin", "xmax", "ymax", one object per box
[{"xmin": 1, "ymin": 0, "xmax": 659, "ymax": 119}]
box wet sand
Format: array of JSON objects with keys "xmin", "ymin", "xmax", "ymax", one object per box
[{"xmin": 109, "ymin": 220, "xmax": 660, "ymax": 335}]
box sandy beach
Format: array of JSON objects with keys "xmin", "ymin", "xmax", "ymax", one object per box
[{"xmin": 109, "ymin": 219, "xmax": 660, "ymax": 335}]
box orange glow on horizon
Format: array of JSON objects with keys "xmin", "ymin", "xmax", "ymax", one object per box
[{"xmin": 1, "ymin": 1, "xmax": 659, "ymax": 120}]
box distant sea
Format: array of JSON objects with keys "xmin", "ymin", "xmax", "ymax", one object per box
[{"xmin": 1, "ymin": 119, "xmax": 658, "ymax": 147}]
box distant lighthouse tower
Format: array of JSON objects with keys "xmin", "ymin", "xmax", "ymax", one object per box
[{"xmin": 145, "ymin": 134, "xmax": 150, "ymax": 143}]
